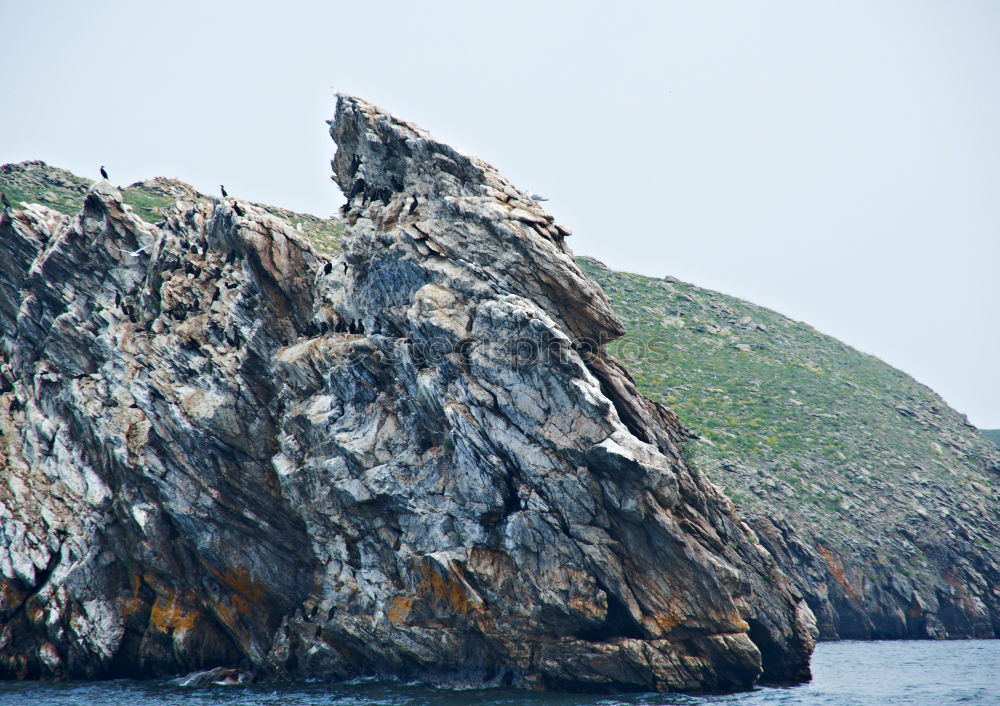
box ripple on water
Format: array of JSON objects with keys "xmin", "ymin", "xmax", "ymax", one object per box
[{"xmin": 0, "ymin": 640, "xmax": 997, "ymax": 706}]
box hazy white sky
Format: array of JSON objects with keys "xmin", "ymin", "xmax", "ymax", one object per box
[{"xmin": 2, "ymin": 1, "xmax": 998, "ymax": 426}]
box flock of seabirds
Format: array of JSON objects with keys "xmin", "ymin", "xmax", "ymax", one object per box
[{"xmin": 1, "ymin": 166, "xmax": 374, "ymax": 337}]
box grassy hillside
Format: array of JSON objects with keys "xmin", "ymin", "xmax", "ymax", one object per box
[
  {"xmin": 576, "ymin": 256, "xmax": 1000, "ymax": 639},
  {"xmin": 0, "ymin": 161, "xmax": 343, "ymax": 254},
  {"xmin": 982, "ymin": 429, "xmax": 1000, "ymax": 450},
  {"xmin": 577, "ymin": 257, "xmax": 998, "ymax": 551}
]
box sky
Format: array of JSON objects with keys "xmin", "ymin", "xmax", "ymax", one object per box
[{"xmin": 2, "ymin": 0, "xmax": 998, "ymax": 427}]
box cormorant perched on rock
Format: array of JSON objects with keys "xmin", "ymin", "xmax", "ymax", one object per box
[
  {"xmin": 334, "ymin": 319, "xmax": 346, "ymax": 333},
  {"xmin": 1, "ymin": 193, "xmax": 11, "ymax": 211},
  {"xmin": 348, "ymin": 320, "xmax": 357, "ymax": 334},
  {"xmin": 323, "ymin": 262, "xmax": 332, "ymax": 275},
  {"xmin": 100, "ymin": 166, "xmax": 109, "ymax": 180},
  {"xmin": 232, "ymin": 202, "xmax": 245, "ymax": 217},
  {"xmin": 342, "ymin": 261, "xmax": 348, "ymax": 274},
  {"xmin": 220, "ymin": 185, "xmax": 228, "ymax": 198}
]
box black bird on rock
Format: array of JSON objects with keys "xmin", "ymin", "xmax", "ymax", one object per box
[
  {"xmin": 232, "ymin": 202, "xmax": 245, "ymax": 217},
  {"xmin": 348, "ymin": 320, "xmax": 357, "ymax": 334},
  {"xmin": 220, "ymin": 185, "xmax": 228, "ymax": 198},
  {"xmin": 100, "ymin": 166, "xmax": 109, "ymax": 180},
  {"xmin": 323, "ymin": 262, "xmax": 333, "ymax": 275},
  {"xmin": 342, "ymin": 261, "xmax": 348, "ymax": 275},
  {"xmin": 1, "ymin": 193, "xmax": 10, "ymax": 211}
]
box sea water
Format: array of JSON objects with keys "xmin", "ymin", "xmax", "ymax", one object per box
[{"xmin": 0, "ymin": 639, "xmax": 996, "ymax": 706}]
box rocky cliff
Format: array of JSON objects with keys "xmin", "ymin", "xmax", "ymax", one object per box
[
  {"xmin": 4, "ymin": 120, "xmax": 997, "ymax": 663},
  {"xmin": 0, "ymin": 97, "xmax": 815, "ymax": 691}
]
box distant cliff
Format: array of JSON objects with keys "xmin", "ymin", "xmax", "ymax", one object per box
[{"xmin": 0, "ymin": 97, "xmax": 815, "ymax": 691}]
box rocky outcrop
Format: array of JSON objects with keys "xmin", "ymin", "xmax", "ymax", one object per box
[
  {"xmin": 0, "ymin": 96, "xmax": 815, "ymax": 692},
  {"xmin": 6, "ymin": 167, "xmax": 996, "ymax": 650}
]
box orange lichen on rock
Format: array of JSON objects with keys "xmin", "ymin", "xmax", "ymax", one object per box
[
  {"xmin": 229, "ymin": 593, "xmax": 255, "ymax": 618},
  {"xmin": 212, "ymin": 565, "xmax": 267, "ymax": 605},
  {"xmin": 208, "ymin": 566, "xmax": 276, "ymax": 641},
  {"xmin": 650, "ymin": 612, "xmax": 682, "ymax": 633},
  {"xmin": 817, "ymin": 545, "xmax": 861, "ymax": 601},
  {"xmin": 117, "ymin": 575, "xmax": 147, "ymax": 618},
  {"xmin": 422, "ymin": 564, "xmax": 476, "ymax": 617},
  {"xmin": 148, "ymin": 590, "xmax": 202, "ymax": 635},
  {"xmin": 387, "ymin": 597, "xmax": 413, "ymax": 626},
  {"xmin": 395, "ymin": 560, "xmax": 494, "ymax": 632}
]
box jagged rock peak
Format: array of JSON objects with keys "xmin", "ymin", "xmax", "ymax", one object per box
[
  {"xmin": 0, "ymin": 97, "xmax": 814, "ymax": 693},
  {"xmin": 331, "ymin": 94, "xmax": 621, "ymax": 344}
]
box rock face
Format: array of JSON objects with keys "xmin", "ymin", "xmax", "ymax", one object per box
[
  {"xmin": 982, "ymin": 429, "xmax": 1000, "ymax": 452},
  {"xmin": 0, "ymin": 96, "xmax": 815, "ymax": 691}
]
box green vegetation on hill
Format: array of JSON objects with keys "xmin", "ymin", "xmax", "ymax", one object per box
[
  {"xmin": 0, "ymin": 161, "xmax": 343, "ymax": 255},
  {"xmin": 1, "ymin": 161, "xmax": 91, "ymax": 216},
  {"xmin": 577, "ymin": 255, "xmax": 999, "ymax": 564}
]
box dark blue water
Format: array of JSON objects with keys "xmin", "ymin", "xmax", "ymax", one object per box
[{"xmin": 0, "ymin": 640, "xmax": 996, "ymax": 706}]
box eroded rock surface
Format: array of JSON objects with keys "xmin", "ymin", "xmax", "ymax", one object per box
[{"xmin": 0, "ymin": 96, "xmax": 814, "ymax": 692}]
